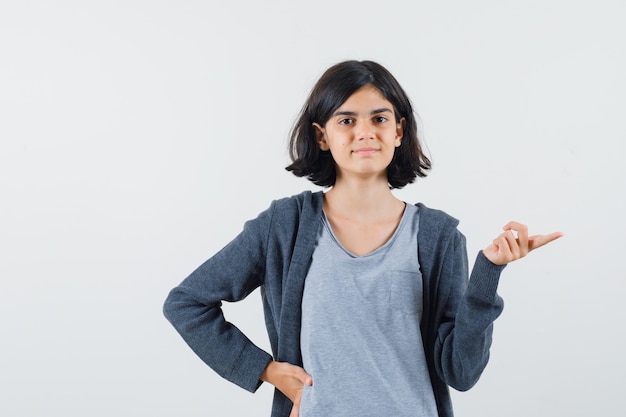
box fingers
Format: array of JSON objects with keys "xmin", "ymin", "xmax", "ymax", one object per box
[
  {"xmin": 288, "ymin": 367, "xmax": 312, "ymax": 417},
  {"xmin": 262, "ymin": 361, "xmax": 312, "ymax": 407},
  {"xmin": 503, "ymin": 221, "xmax": 529, "ymax": 256},
  {"xmin": 281, "ymin": 362, "xmax": 311, "ymax": 385},
  {"xmin": 528, "ymin": 231, "xmax": 564, "ymax": 251},
  {"xmin": 293, "ymin": 367, "xmax": 313, "ymax": 386},
  {"xmin": 484, "ymin": 222, "xmax": 563, "ymax": 265},
  {"xmin": 485, "ymin": 233, "xmax": 514, "ymax": 265},
  {"xmin": 501, "ymin": 230, "xmax": 521, "ymax": 259}
]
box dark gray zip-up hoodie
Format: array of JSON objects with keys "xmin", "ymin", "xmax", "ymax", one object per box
[{"xmin": 163, "ymin": 190, "xmax": 505, "ymax": 417}]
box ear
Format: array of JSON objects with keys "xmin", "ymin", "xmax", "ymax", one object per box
[
  {"xmin": 395, "ymin": 118, "xmax": 406, "ymax": 147},
  {"xmin": 312, "ymin": 122, "xmax": 329, "ymax": 151}
]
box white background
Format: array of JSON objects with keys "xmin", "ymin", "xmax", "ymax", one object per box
[{"xmin": 1, "ymin": 1, "xmax": 625, "ymax": 416}]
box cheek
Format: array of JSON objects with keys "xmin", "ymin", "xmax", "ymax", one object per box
[{"xmin": 329, "ymin": 136, "xmax": 349, "ymax": 150}]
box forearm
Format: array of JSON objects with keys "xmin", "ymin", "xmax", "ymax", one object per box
[
  {"xmin": 164, "ymin": 286, "xmax": 273, "ymax": 392},
  {"xmin": 435, "ymin": 251, "xmax": 505, "ymax": 391}
]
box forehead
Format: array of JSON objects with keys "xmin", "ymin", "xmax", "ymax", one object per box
[
  {"xmin": 333, "ymin": 85, "xmax": 394, "ymax": 116},
  {"xmin": 340, "ymin": 85, "xmax": 389, "ymax": 105}
]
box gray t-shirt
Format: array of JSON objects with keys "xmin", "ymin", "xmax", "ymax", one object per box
[{"xmin": 299, "ymin": 203, "xmax": 437, "ymax": 417}]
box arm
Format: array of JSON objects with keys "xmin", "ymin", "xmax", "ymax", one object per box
[
  {"xmin": 434, "ymin": 222, "xmax": 563, "ymax": 391},
  {"xmin": 433, "ymin": 231, "xmax": 506, "ymax": 391},
  {"xmin": 163, "ymin": 206, "xmax": 275, "ymax": 393}
]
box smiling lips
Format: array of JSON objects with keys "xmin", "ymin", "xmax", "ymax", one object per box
[{"xmin": 352, "ymin": 148, "xmax": 379, "ymax": 155}]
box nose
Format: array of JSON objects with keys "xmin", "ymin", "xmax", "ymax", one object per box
[{"xmin": 355, "ymin": 120, "xmax": 375, "ymax": 140}]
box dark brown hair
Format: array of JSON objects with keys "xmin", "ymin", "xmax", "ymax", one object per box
[{"xmin": 285, "ymin": 60, "xmax": 431, "ymax": 188}]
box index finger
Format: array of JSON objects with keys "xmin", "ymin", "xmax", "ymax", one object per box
[{"xmin": 528, "ymin": 231, "xmax": 564, "ymax": 251}]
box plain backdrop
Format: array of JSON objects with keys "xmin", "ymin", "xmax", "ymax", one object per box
[{"xmin": 1, "ymin": 1, "xmax": 625, "ymax": 416}]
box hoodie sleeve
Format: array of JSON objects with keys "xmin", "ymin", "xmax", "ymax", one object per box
[
  {"xmin": 433, "ymin": 229, "xmax": 506, "ymax": 391},
  {"xmin": 162, "ymin": 203, "xmax": 275, "ymax": 393}
]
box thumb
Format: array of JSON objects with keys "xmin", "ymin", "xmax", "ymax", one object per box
[
  {"xmin": 289, "ymin": 405, "xmax": 300, "ymax": 417},
  {"xmin": 295, "ymin": 368, "xmax": 313, "ymax": 386}
]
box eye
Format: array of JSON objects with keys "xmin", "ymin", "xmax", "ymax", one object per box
[
  {"xmin": 338, "ymin": 118, "xmax": 354, "ymax": 125},
  {"xmin": 373, "ymin": 115, "xmax": 388, "ymax": 123}
]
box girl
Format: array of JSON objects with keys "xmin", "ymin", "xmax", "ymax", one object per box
[{"xmin": 163, "ymin": 60, "xmax": 562, "ymax": 417}]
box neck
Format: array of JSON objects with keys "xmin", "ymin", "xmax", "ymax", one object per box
[{"xmin": 323, "ymin": 176, "xmax": 402, "ymax": 221}]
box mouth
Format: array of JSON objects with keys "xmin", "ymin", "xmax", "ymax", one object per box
[{"xmin": 352, "ymin": 148, "xmax": 379, "ymax": 155}]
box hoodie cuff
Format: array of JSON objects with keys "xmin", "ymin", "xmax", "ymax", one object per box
[{"xmin": 467, "ymin": 251, "xmax": 506, "ymax": 302}]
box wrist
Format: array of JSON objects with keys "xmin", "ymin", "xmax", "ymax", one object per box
[{"xmin": 260, "ymin": 360, "xmax": 277, "ymax": 384}]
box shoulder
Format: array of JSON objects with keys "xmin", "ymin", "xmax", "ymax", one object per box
[
  {"xmin": 256, "ymin": 190, "xmax": 324, "ymax": 232},
  {"xmin": 415, "ymin": 202, "xmax": 465, "ymax": 256},
  {"xmin": 415, "ymin": 203, "xmax": 467, "ymax": 277},
  {"xmin": 271, "ymin": 191, "xmax": 324, "ymax": 217},
  {"xmin": 271, "ymin": 190, "xmax": 324, "ymax": 213},
  {"xmin": 415, "ymin": 202, "xmax": 460, "ymax": 233}
]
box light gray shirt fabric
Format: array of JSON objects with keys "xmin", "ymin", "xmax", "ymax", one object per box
[{"xmin": 300, "ymin": 203, "xmax": 437, "ymax": 416}]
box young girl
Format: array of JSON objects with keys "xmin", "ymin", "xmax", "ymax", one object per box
[{"xmin": 163, "ymin": 60, "xmax": 562, "ymax": 417}]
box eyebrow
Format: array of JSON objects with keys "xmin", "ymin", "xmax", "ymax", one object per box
[{"xmin": 332, "ymin": 108, "xmax": 393, "ymax": 117}]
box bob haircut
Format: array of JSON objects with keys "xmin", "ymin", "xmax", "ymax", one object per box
[{"xmin": 286, "ymin": 60, "xmax": 431, "ymax": 189}]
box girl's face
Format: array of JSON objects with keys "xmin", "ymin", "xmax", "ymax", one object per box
[{"xmin": 313, "ymin": 85, "xmax": 404, "ymax": 184}]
